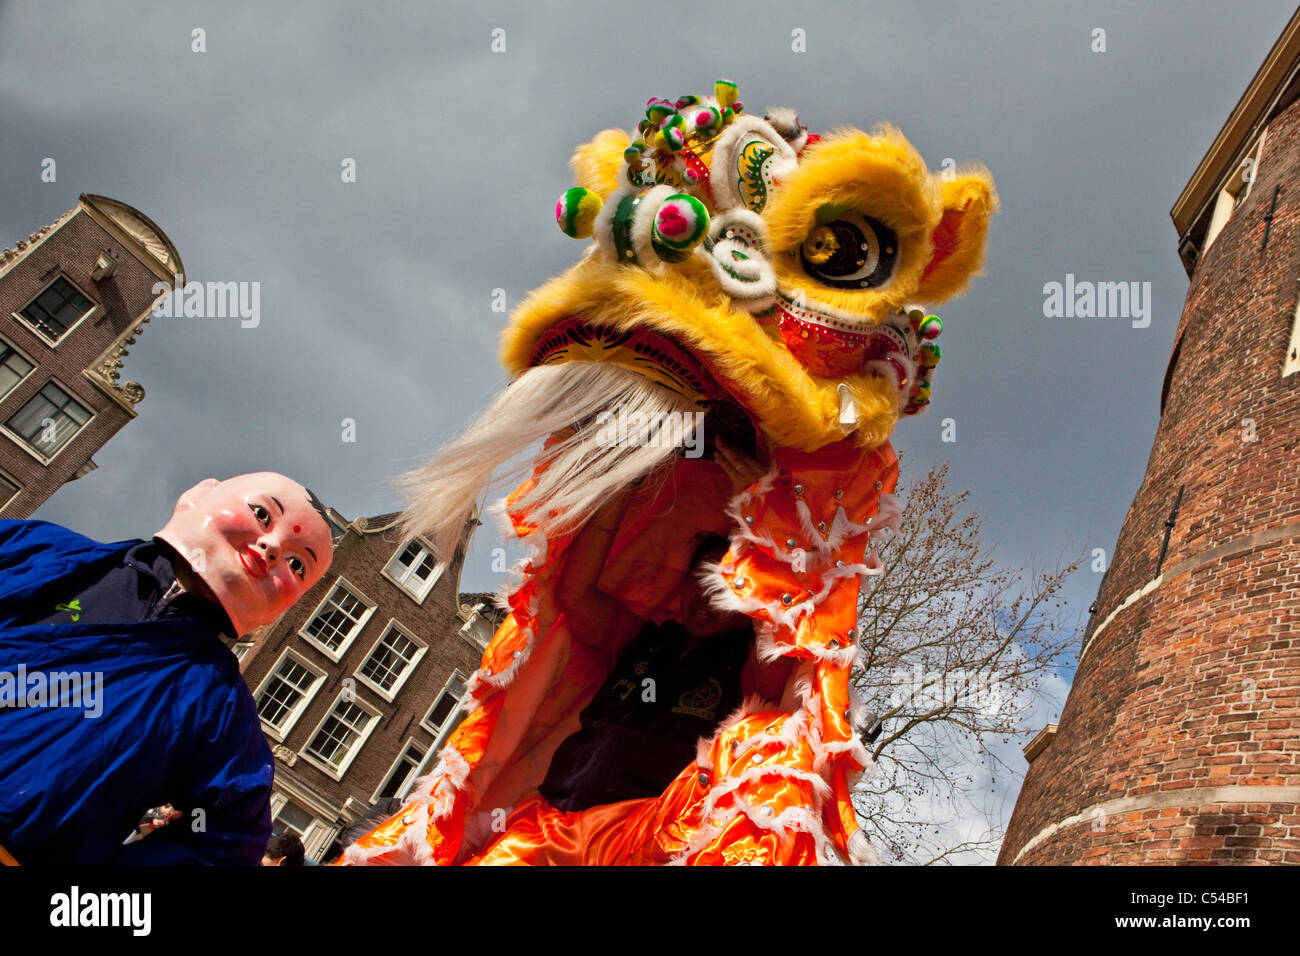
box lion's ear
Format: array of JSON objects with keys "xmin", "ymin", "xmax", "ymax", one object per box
[
  {"xmin": 912, "ymin": 170, "xmax": 997, "ymax": 303},
  {"xmin": 570, "ymin": 128, "xmax": 631, "ymax": 197}
]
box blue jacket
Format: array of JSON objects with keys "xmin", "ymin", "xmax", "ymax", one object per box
[{"xmin": 0, "ymin": 520, "xmax": 273, "ymax": 865}]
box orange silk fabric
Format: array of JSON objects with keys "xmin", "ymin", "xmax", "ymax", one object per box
[{"xmin": 337, "ymin": 439, "xmax": 898, "ymax": 866}]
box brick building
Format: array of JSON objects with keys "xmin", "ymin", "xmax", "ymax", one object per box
[
  {"xmin": 1001, "ymin": 10, "xmax": 1300, "ymax": 865},
  {"xmin": 237, "ymin": 508, "xmax": 500, "ymax": 862},
  {"xmin": 0, "ymin": 194, "xmax": 181, "ymax": 516}
]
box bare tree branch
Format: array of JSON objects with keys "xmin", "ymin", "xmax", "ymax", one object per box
[{"xmin": 848, "ymin": 459, "xmax": 1083, "ymax": 865}]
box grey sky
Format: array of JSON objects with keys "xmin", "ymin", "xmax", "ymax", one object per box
[{"xmin": 3, "ymin": 1, "xmax": 1294, "ymax": 716}]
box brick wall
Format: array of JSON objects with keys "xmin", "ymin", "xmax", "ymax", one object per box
[
  {"xmin": 1000, "ymin": 93, "xmax": 1300, "ymax": 865},
  {"xmin": 0, "ymin": 207, "xmax": 163, "ymax": 516}
]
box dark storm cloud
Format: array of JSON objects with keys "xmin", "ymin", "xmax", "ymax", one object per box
[{"xmin": 2, "ymin": 0, "xmax": 1293, "ymax": 669}]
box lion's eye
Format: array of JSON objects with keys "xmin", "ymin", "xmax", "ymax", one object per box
[{"xmin": 799, "ymin": 211, "xmax": 898, "ymax": 289}]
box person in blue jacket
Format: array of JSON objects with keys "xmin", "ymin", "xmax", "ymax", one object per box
[{"xmin": 0, "ymin": 472, "xmax": 333, "ymax": 865}]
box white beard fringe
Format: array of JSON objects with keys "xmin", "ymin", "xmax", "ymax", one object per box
[{"xmin": 397, "ymin": 362, "xmax": 705, "ymax": 558}]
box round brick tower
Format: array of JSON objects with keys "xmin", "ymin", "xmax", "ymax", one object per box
[{"xmin": 1000, "ymin": 18, "xmax": 1300, "ymax": 866}]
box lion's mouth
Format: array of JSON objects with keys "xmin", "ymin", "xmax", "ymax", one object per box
[{"xmin": 766, "ymin": 290, "xmax": 914, "ymax": 389}]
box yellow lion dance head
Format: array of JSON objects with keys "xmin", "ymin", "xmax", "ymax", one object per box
[
  {"xmin": 509, "ymin": 79, "xmax": 997, "ymax": 453},
  {"xmin": 404, "ymin": 80, "xmax": 996, "ymax": 560}
]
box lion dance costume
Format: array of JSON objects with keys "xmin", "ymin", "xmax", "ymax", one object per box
[{"xmin": 342, "ymin": 80, "xmax": 995, "ymax": 865}]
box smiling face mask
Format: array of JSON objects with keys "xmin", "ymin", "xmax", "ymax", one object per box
[{"xmin": 154, "ymin": 472, "xmax": 333, "ymax": 637}]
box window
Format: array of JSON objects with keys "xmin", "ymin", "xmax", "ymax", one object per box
[
  {"xmin": 269, "ymin": 791, "xmax": 336, "ymax": 863},
  {"xmin": 16, "ymin": 276, "xmax": 95, "ymax": 342},
  {"xmin": 254, "ymin": 651, "xmax": 325, "ymax": 738},
  {"xmin": 422, "ymin": 669, "xmax": 468, "ymax": 736},
  {"xmin": 0, "ymin": 342, "xmax": 34, "ymax": 400},
  {"xmin": 356, "ymin": 622, "xmax": 425, "ymax": 699},
  {"xmin": 299, "ymin": 579, "xmax": 375, "ymax": 659},
  {"xmin": 459, "ymin": 604, "xmax": 496, "ymax": 651},
  {"xmin": 272, "ymin": 799, "xmax": 315, "ymax": 839},
  {"xmin": 0, "ymin": 472, "xmax": 19, "ymax": 512},
  {"xmin": 383, "ymin": 540, "xmax": 442, "ymax": 602},
  {"xmin": 1285, "ymin": 287, "xmax": 1300, "ymax": 378},
  {"xmin": 373, "ymin": 739, "xmax": 427, "ymax": 802},
  {"xmin": 304, "ymin": 695, "xmax": 379, "ymax": 778},
  {"xmin": 1204, "ymin": 135, "xmax": 1265, "ymax": 253},
  {"xmin": 3, "ymin": 381, "xmax": 91, "ymax": 459}
]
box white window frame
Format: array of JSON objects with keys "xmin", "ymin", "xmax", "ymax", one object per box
[
  {"xmin": 0, "ymin": 468, "xmax": 21, "ymax": 512},
  {"xmin": 354, "ymin": 619, "xmax": 427, "ymax": 702},
  {"xmin": 268, "ymin": 792, "xmax": 336, "ymax": 864},
  {"xmin": 1285, "ymin": 287, "xmax": 1300, "ymax": 378},
  {"xmin": 369, "ymin": 736, "xmax": 429, "ymax": 804},
  {"xmin": 0, "ymin": 336, "xmax": 37, "ymax": 403},
  {"xmin": 421, "ymin": 668, "xmax": 469, "ymax": 737},
  {"xmin": 253, "ymin": 648, "xmax": 327, "ymax": 742},
  {"xmin": 1204, "ymin": 133, "xmax": 1265, "ymax": 254},
  {"xmin": 382, "ymin": 538, "xmax": 445, "ymax": 604},
  {"xmin": 0, "ymin": 376, "xmax": 95, "ymax": 465},
  {"xmin": 458, "ymin": 603, "xmax": 496, "ymax": 651},
  {"xmin": 299, "ymin": 690, "xmax": 382, "ymax": 781},
  {"xmin": 298, "ymin": 576, "xmax": 377, "ymax": 662},
  {"xmin": 12, "ymin": 273, "xmax": 99, "ymax": 345}
]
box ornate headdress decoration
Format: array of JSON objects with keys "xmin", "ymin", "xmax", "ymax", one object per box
[{"xmin": 550, "ymin": 80, "xmax": 953, "ymax": 419}]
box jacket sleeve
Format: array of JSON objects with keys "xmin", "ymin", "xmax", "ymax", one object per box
[{"xmin": 111, "ymin": 680, "xmax": 273, "ymax": 866}]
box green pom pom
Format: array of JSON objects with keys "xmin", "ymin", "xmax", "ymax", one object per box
[
  {"xmin": 660, "ymin": 113, "xmax": 687, "ymax": 150},
  {"xmin": 646, "ymin": 99, "xmax": 675, "ymax": 125},
  {"xmin": 653, "ymin": 194, "xmax": 710, "ymax": 256},
  {"xmin": 556, "ymin": 187, "xmax": 602, "ymax": 239}
]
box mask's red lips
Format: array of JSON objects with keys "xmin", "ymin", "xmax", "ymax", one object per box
[{"xmin": 239, "ymin": 546, "xmax": 268, "ymax": 578}]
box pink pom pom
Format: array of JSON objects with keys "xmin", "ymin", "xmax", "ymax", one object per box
[{"xmin": 657, "ymin": 203, "xmax": 690, "ymax": 239}]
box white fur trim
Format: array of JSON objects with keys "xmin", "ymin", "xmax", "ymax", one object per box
[
  {"xmin": 713, "ymin": 693, "xmax": 774, "ymax": 735},
  {"xmin": 700, "ymin": 209, "xmax": 777, "ymax": 307},
  {"xmin": 593, "ymin": 187, "xmax": 632, "ymax": 262},
  {"xmin": 694, "ymin": 735, "xmax": 714, "ymax": 772},
  {"xmin": 698, "ymin": 568, "xmax": 817, "ymax": 632},
  {"xmin": 338, "ymin": 800, "xmax": 437, "ymax": 866},
  {"xmin": 814, "ymin": 736, "xmax": 873, "ymax": 775},
  {"xmin": 466, "ymin": 615, "xmax": 537, "ymax": 694},
  {"xmin": 872, "ymin": 492, "xmax": 902, "ymax": 539},
  {"xmin": 752, "ymin": 624, "xmax": 793, "ymax": 664},
  {"xmin": 847, "ymin": 827, "xmax": 880, "ymax": 865},
  {"xmin": 634, "ymin": 185, "xmax": 676, "ymax": 266},
  {"xmin": 668, "ymin": 764, "xmax": 834, "ymax": 865},
  {"xmin": 709, "ymin": 116, "xmax": 798, "ymax": 213}
]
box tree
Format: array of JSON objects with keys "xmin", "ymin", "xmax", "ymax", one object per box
[{"xmin": 849, "ymin": 460, "xmax": 1082, "ymax": 864}]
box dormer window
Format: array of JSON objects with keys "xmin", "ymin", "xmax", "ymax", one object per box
[{"xmin": 383, "ymin": 539, "xmax": 443, "ymax": 603}]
